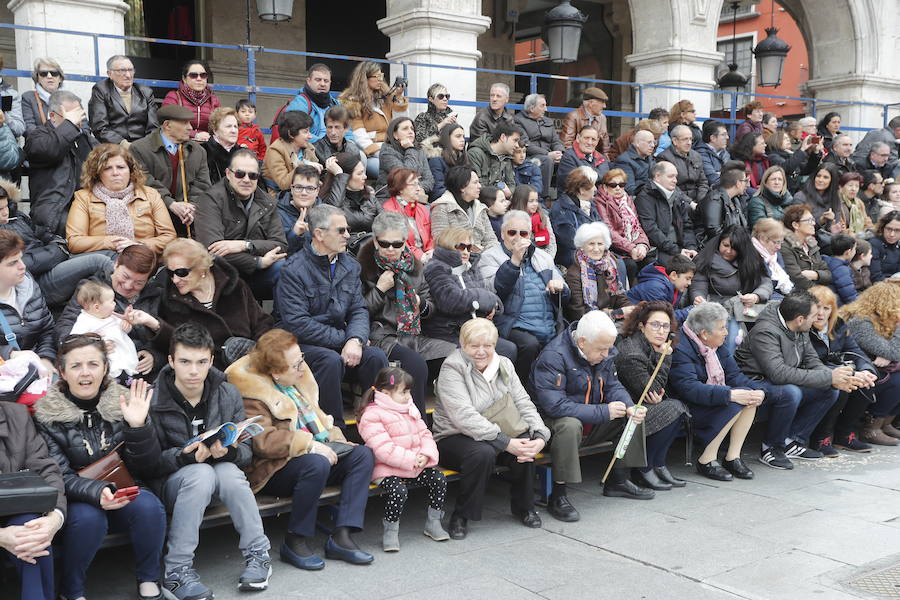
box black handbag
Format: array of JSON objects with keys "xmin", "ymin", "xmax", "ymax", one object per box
[
  {"xmin": 0, "ymin": 361, "xmax": 40, "ymax": 403},
  {"xmin": 0, "ymin": 471, "xmax": 58, "ymax": 517}
]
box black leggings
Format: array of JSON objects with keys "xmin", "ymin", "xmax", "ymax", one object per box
[{"xmin": 380, "ymin": 468, "xmax": 447, "ymax": 522}]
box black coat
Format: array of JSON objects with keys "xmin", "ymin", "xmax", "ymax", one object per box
[
  {"xmin": 0, "ymin": 203, "xmax": 68, "ymax": 276},
  {"xmin": 870, "ymin": 236, "xmax": 900, "ymax": 282},
  {"xmin": 34, "ymin": 383, "xmax": 160, "ymax": 505},
  {"xmin": 657, "ymin": 147, "xmax": 710, "ymax": 204},
  {"xmin": 810, "ymin": 318, "xmax": 876, "ymax": 373},
  {"xmin": 697, "ymin": 188, "xmax": 749, "ymax": 244},
  {"xmin": 634, "ymin": 183, "xmax": 697, "ymax": 265},
  {"xmin": 202, "ymin": 138, "xmax": 238, "ymax": 185},
  {"xmin": 88, "ymin": 79, "xmax": 158, "ymax": 144},
  {"xmin": 0, "ymin": 273, "xmax": 56, "ymax": 361},
  {"xmin": 611, "ymin": 146, "xmax": 654, "ymax": 196},
  {"xmin": 769, "ymin": 147, "xmax": 821, "ymax": 192}
]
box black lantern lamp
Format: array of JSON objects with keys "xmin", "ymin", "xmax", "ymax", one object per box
[
  {"xmin": 717, "ymin": 1, "xmax": 750, "ymax": 94},
  {"xmin": 543, "ymin": 0, "xmax": 587, "ymax": 64},
  {"xmin": 753, "ymin": 5, "xmax": 791, "ymax": 88}
]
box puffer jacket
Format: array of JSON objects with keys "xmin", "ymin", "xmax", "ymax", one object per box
[
  {"xmin": 549, "ymin": 192, "xmax": 602, "ymax": 268},
  {"xmin": 88, "ymin": 79, "xmax": 158, "ymax": 144},
  {"xmin": 627, "ymin": 264, "xmax": 692, "ymax": 323},
  {"xmin": 0, "ymin": 123, "xmax": 22, "ymax": 172},
  {"xmin": 414, "ymin": 105, "xmax": 454, "ymax": 145},
  {"xmin": 611, "ymin": 145, "xmax": 654, "ymax": 196},
  {"xmin": 748, "ymin": 187, "xmax": 794, "ymax": 227},
  {"xmin": 870, "ymin": 236, "xmax": 900, "ymax": 282},
  {"xmin": 429, "ymin": 190, "xmax": 497, "ymax": 252},
  {"xmin": 0, "ymin": 273, "xmax": 55, "ymax": 361},
  {"xmin": 823, "ymin": 255, "xmax": 858, "ymax": 305},
  {"xmin": 696, "ymin": 144, "xmax": 730, "ymax": 188},
  {"xmin": 34, "ymin": 382, "xmax": 160, "ymax": 505},
  {"xmin": 376, "ymin": 143, "xmax": 434, "ymax": 199},
  {"xmin": 358, "ymin": 390, "xmax": 439, "ymax": 480},
  {"xmin": 556, "ymin": 144, "xmax": 609, "ymax": 195},
  {"xmin": 341, "ymin": 90, "xmax": 408, "ymax": 156},
  {"xmin": 0, "ymin": 200, "xmax": 68, "ymax": 276},
  {"xmin": 421, "ymin": 247, "xmax": 501, "ymax": 343},
  {"xmin": 781, "ymin": 232, "xmax": 833, "ymax": 290},
  {"xmin": 514, "ymin": 111, "xmax": 564, "ymax": 156},
  {"xmin": 689, "ymin": 252, "xmax": 773, "ymax": 305},
  {"xmin": 162, "ymin": 88, "xmax": 221, "ymax": 140},
  {"xmin": 734, "ymin": 301, "xmax": 833, "ymax": 389},
  {"xmin": 513, "ymin": 158, "xmax": 543, "ymax": 195},
  {"xmin": 467, "ymin": 134, "xmax": 516, "ymax": 192},
  {"xmin": 658, "ymin": 146, "xmax": 710, "ymax": 204}
]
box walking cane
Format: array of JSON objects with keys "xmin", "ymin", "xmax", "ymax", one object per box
[
  {"xmin": 178, "ymin": 144, "xmax": 192, "ymax": 238},
  {"xmin": 601, "ymin": 340, "xmax": 672, "ymax": 484}
]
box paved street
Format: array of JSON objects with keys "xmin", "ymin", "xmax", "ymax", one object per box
[{"xmin": 78, "ymin": 436, "xmax": 900, "ymax": 600}]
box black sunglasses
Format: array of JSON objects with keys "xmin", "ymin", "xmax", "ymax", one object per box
[
  {"xmin": 187, "ymin": 72, "xmax": 208, "ymax": 79},
  {"xmin": 231, "ymin": 169, "xmax": 259, "ymax": 181},
  {"xmin": 434, "ymin": 93, "xmax": 450, "ymax": 101},
  {"xmin": 38, "ymin": 70, "xmax": 61, "ymax": 78},
  {"xmin": 455, "ymin": 243, "xmax": 473, "ymax": 251},
  {"xmin": 168, "ymin": 267, "xmax": 193, "ymax": 278},
  {"xmin": 605, "ymin": 182, "xmax": 626, "ymax": 189},
  {"xmin": 62, "ymin": 332, "xmax": 103, "ymax": 343},
  {"xmin": 376, "ymin": 239, "xmax": 405, "ymax": 249},
  {"xmin": 506, "ymin": 229, "xmax": 530, "ymax": 238}
]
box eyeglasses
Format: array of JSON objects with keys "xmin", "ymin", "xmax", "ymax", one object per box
[
  {"xmin": 645, "ymin": 321, "xmax": 671, "ymax": 332},
  {"xmin": 434, "ymin": 93, "xmax": 450, "ymax": 101},
  {"xmin": 329, "ymin": 226, "xmax": 349, "ymax": 235},
  {"xmin": 376, "ymin": 239, "xmax": 405, "ymax": 249},
  {"xmin": 767, "ymin": 238, "xmax": 784, "ymax": 247},
  {"xmin": 291, "ymin": 356, "xmax": 306, "ymax": 371},
  {"xmin": 168, "ymin": 267, "xmax": 193, "ymax": 278},
  {"xmin": 291, "ymin": 184, "xmax": 319, "ymax": 193},
  {"xmin": 186, "ymin": 72, "xmax": 208, "ymax": 80},
  {"xmin": 109, "ymin": 68, "xmax": 135, "ymax": 74},
  {"xmin": 38, "ymin": 70, "xmax": 60, "ymax": 78},
  {"xmin": 506, "ymin": 229, "xmax": 530, "ymax": 238},
  {"xmin": 230, "ymin": 169, "xmax": 259, "ymax": 181},
  {"xmin": 884, "ymin": 226, "xmax": 900, "ymax": 235},
  {"xmin": 605, "ymin": 182, "xmax": 626, "ymax": 189},
  {"xmin": 455, "ymin": 243, "xmax": 474, "ymax": 252},
  {"xmin": 798, "ymin": 217, "xmax": 816, "ymax": 224}
]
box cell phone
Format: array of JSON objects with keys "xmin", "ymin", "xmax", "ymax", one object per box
[
  {"xmin": 809, "ymin": 135, "xmax": 821, "ymax": 144},
  {"xmin": 113, "ymin": 486, "xmax": 140, "ymax": 500},
  {"xmin": 0, "ymin": 95, "xmax": 11, "ymax": 113}
]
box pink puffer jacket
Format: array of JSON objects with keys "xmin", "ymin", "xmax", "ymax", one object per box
[{"xmin": 357, "ymin": 391, "xmax": 439, "ymax": 480}]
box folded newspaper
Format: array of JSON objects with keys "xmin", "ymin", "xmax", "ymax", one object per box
[{"xmin": 185, "ymin": 415, "xmax": 264, "ymax": 448}]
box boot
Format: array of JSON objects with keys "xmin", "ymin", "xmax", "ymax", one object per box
[
  {"xmin": 423, "ymin": 507, "xmax": 450, "ymax": 541},
  {"xmin": 882, "ymin": 416, "xmax": 900, "ymax": 439},
  {"xmin": 382, "ymin": 519, "xmax": 400, "ymax": 552},
  {"xmin": 862, "ymin": 416, "xmax": 899, "ymax": 446}
]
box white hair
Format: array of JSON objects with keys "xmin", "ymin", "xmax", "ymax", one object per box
[
  {"xmin": 685, "ymin": 302, "xmax": 729, "ymax": 335},
  {"xmin": 490, "ymin": 82, "xmax": 510, "ymax": 97},
  {"xmin": 574, "ymin": 310, "xmax": 617, "ymax": 342},
  {"xmin": 523, "ymin": 94, "xmax": 544, "ymax": 113},
  {"xmin": 797, "ymin": 116, "xmax": 816, "ymax": 127},
  {"xmin": 633, "ymin": 129, "xmax": 654, "ymax": 144},
  {"xmin": 502, "ymin": 209, "xmax": 531, "ymax": 229},
  {"xmin": 573, "ymin": 221, "xmax": 611, "ymax": 250},
  {"xmin": 670, "ymin": 124, "xmax": 691, "ymax": 140},
  {"xmin": 574, "ymin": 165, "xmax": 598, "ymax": 185}
]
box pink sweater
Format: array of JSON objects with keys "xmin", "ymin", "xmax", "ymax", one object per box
[{"xmin": 357, "ymin": 391, "xmax": 439, "ymax": 480}]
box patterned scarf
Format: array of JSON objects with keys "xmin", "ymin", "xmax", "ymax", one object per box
[
  {"xmin": 682, "ymin": 323, "xmax": 725, "ymax": 385},
  {"xmin": 598, "ymin": 187, "xmax": 641, "ymax": 243},
  {"xmin": 177, "ymin": 81, "xmax": 212, "ymax": 107},
  {"xmin": 575, "ymin": 248, "xmax": 620, "ymax": 310},
  {"xmin": 752, "ymin": 236, "xmax": 794, "ymax": 295},
  {"xmin": 92, "ymin": 183, "xmax": 135, "ymax": 239},
  {"xmin": 841, "ymin": 193, "xmax": 866, "ymax": 234},
  {"xmin": 374, "ymin": 246, "xmax": 421, "ymax": 334},
  {"xmin": 276, "ymin": 383, "xmax": 329, "ymax": 442}
]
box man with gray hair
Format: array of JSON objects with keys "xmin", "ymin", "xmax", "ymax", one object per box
[
  {"xmin": 611, "ymin": 128, "xmax": 656, "ymax": 195},
  {"xmin": 635, "ymin": 161, "xmax": 698, "ymax": 266},
  {"xmin": 275, "ymin": 203, "xmax": 388, "ymax": 429},
  {"xmin": 89, "ymin": 54, "xmax": 158, "ymax": 145},
  {"xmin": 658, "ymin": 123, "xmax": 710, "ymax": 206},
  {"xmin": 855, "ymin": 141, "xmax": 894, "ymax": 179},
  {"xmin": 470, "ymin": 82, "xmax": 515, "ymax": 139},
  {"xmin": 515, "ymin": 94, "xmax": 565, "ymax": 199},
  {"xmin": 822, "ymin": 133, "xmax": 857, "ymax": 178},
  {"xmin": 24, "ymin": 89, "xmax": 99, "ymax": 235},
  {"xmin": 852, "ymin": 116, "xmax": 900, "ymax": 166},
  {"xmin": 532, "ymin": 309, "xmax": 651, "ymax": 522}
]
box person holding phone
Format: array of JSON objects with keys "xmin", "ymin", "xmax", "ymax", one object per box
[
  {"xmin": 0, "ymin": 56, "xmax": 26, "ymax": 139},
  {"xmin": 413, "ymin": 82, "xmax": 456, "ymax": 144},
  {"xmin": 33, "ymin": 333, "xmax": 166, "ymax": 600}
]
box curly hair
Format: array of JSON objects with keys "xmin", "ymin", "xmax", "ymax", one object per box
[
  {"xmin": 337, "ymin": 61, "xmax": 389, "ymax": 119},
  {"xmin": 839, "ymin": 281, "xmax": 900, "ymax": 338},
  {"xmin": 208, "ymin": 106, "xmax": 238, "ymax": 134},
  {"xmin": 80, "ymin": 143, "xmax": 146, "ymax": 190},
  {"xmin": 248, "ymin": 329, "xmax": 298, "ymax": 376},
  {"xmin": 620, "ymin": 300, "xmax": 677, "ymax": 341}
]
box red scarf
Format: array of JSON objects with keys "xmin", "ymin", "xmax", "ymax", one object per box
[{"xmin": 531, "ymin": 211, "xmax": 550, "ymax": 248}]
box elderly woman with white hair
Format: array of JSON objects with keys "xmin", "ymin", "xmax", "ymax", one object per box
[
  {"xmin": 414, "ymin": 82, "xmax": 456, "ymax": 144},
  {"xmin": 22, "ymin": 57, "xmax": 67, "ymax": 135},
  {"xmin": 433, "ymin": 318, "xmax": 550, "ymax": 539},
  {"xmin": 551, "ymin": 165, "xmax": 603, "ymax": 268},
  {"xmin": 564, "ymin": 221, "xmax": 631, "ymax": 322},
  {"xmin": 515, "ymin": 93, "xmax": 565, "ymax": 199},
  {"xmin": 668, "ymin": 302, "xmax": 766, "ymax": 481}
]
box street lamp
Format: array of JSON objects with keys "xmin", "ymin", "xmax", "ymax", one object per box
[
  {"xmin": 543, "ymin": 0, "xmax": 587, "ymax": 64},
  {"xmin": 753, "ymin": 22, "xmax": 791, "ymax": 87},
  {"xmin": 717, "ymin": 1, "xmax": 749, "ymax": 94},
  {"xmin": 257, "ymin": 0, "xmax": 293, "ymax": 22}
]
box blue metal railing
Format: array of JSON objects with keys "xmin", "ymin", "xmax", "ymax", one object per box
[{"xmin": 0, "ymin": 22, "xmax": 893, "ymax": 136}]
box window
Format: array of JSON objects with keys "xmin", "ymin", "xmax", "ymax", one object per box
[
  {"xmin": 719, "ymin": 2, "xmax": 759, "ymax": 20},
  {"xmin": 713, "ymin": 36, "xmax": 755, "ymax": 110}
]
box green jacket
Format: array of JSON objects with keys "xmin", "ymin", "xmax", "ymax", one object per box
[{"xmin": 467, "ymin": 134, "xmax": 516, "ymax": 192}]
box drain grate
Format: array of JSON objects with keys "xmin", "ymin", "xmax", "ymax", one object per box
[{"xmin": 848, "ymin": 564, "xmax": 900, "ymax": 598}]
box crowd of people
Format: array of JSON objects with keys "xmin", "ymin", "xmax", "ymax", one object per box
[{"xmin": 2, "ymin": 53, "xmax": 900, "ymax": 600}]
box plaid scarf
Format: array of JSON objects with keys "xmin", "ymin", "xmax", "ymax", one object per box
[
  {"xmin": 177, "ymin": 81, "xmax": 212, "ymax": 107},
  {"xmin": 374, "ymin": 246, "xmax": 421, "ymax": 334},
  {"xmin": 575, "ymin": 248, "xmax": 620, "ymax": 310}
]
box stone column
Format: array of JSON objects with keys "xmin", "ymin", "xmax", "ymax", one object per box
[
  {"xmin": 8, "ymin": 0, "xmax": 129, "ymax": 104},
  {"xmin": 378, "ymin": 0, "xmax": 491, "ymax": 132}
]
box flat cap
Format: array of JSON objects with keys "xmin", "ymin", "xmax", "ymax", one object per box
[
  {"xmin": 583, "ymin": 87, "xmax": 608, "ymax": 101},
  {"xmin": 157, "ymin": 104, "xmax": 195, "ymax": 122}
]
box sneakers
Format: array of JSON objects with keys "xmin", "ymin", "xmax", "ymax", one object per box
[
  {"xmin": 163, "ymin": 565, "xmax": 213, "ymax": 600},
  {"xmin": 784, "ymin": 441, "xmax": 823, "ymax": 460},
  {"xmin": 759, "ymin": 446, "xmax": 793, "ymax": 470},
  {"xmin": 834, "ymin": 432, "xmax": 872, "ymax": 453},
  {"xmin": 814, "ymin": 437, "xmax": 840, "ymax": 458},
  {"xmin": 239, "ymin": 548, "xmax": 272, "ymax": 591}
]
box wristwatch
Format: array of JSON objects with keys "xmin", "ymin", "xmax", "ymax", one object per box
[{"xmin": 246, "ymin": 240, "xmax": 255, "ymax": 253}]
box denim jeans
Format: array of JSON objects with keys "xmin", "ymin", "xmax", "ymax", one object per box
[
  {"xmin": 757, "ymin": 382, "xmax": 840, "ymax": 446},
  {"xmin": 2, "ymin": 513, "xmax": 55, "ymax": 600}
]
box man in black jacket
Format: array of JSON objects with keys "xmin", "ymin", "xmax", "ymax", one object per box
[
  {"xmin": 88, "ymin": 55, "xmax": 158, "ymax": 146},
  {"xmin": 149, "ymin": 324, "xmax": 271, "ymax": 599},
  {"xmin": 635, "ymin": 161, "xmax": 698, "ymax": 267},
  {"xmin": 658, "ymin": 124, "xmax": 710, "ymax": 208}
]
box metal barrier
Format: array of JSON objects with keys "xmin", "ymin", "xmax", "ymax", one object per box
[{"xmin": 0, "ymin": 21, "xmax": 893, "ymax": 136}]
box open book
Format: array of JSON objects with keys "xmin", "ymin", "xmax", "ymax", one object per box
[{"xmin": 186, "ymin": 416, "xmax": 264, "ymax": 448}]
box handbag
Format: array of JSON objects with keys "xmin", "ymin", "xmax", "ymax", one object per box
[
  {"xmin": 481, "ymin": 367, "xmax": 529, "ymax": 438},
  {"xmin": 324, "ymin": 441, "xmax": 355, "ymax": 459},
  {"xmin": 0, "ymin": 471, "xmax": 58, "ymax": 517},
  {"xmin": 0, "ymin": 361, "xmax": 39, "ymax": 403},
  {"xmin": 76, "ymin": 442, "xmax": 136, "ymax": 491}
]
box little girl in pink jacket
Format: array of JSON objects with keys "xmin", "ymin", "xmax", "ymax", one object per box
[{"xmin": 357, "ymin": 367, "xmax": 450, "ymax": 551}]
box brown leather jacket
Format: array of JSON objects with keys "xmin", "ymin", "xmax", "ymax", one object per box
[{"xmin": 561, "ymin": 106, "xmax": 609, "ymax": 152}]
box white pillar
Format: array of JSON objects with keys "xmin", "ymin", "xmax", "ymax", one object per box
[
  {"xmin": 377, "ymin": 0, "xmax": 491, "ymax": 132},
  {"xmin": 8, "ymin": 0, "xmax": 128, "ymax": 105},
  {"xmin": 804, "ymin": 76, "xmax": 900, "ymax": 142},
  {"xmin": 625, "ymin": 48, "xmax": 724, "ymax": 117}
]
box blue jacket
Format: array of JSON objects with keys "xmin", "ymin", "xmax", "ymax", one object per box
[
  {"xmin": 696, "ymin": 143, "xmax": 730, "ymax": 188},
  {"xmin": 823, "ymin": 255, "xmax": 858, "ymax": 305},
  {"xmin": 513, "ymin": 159, "xmax": 544, "ymax": 196},
  {"xmin": 427, "ymin": 157, "xmax": 450, "ymax": 202},
  {"xmin": 276, "ymin": 191, "xmax": 319, "ymax": 255},
  {"xmin": 0, "ymin": 124, "xmax": 22, "ymax": 172},
  {"xmin": 626, "ymin": 264, "xmax": 692, "ymax": 322},
  {"xmin": 870, "ymin": 236, "xmax": 900, "ymax": 282},
  {"xmin": 668, "ymin": 331, "xmax": 764, "ymax": 407},
  {"xmin": 549, "ymin": 192, "xmax": 601, "ymax": 268},
  {"xmin": 611, "ymin": 146, "xmax": 653, "ymax": 196},
  {"xmin": 274, "ymin": 245, "xmax": 370, "ymax": 350},
  {"xmin": 285, "ymin": 89, "xmax": 354, "ymax": 144},
  {"xmin": 530, "ymin": 323, "xmax": 633, "ymax": 424},
  {"xmin": 556, "ymin": 146, "xmax": 609, "ymax": 194}
]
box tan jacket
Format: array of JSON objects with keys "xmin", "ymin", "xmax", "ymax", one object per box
[
  {"xmin": 66, "ymin": 186, "xmax": 177, "ymax": 257},
  {"xmin": 341, "ymin": 89, "xmax": 408, "ymax": 156},
  {"xmin": 225, "ymin": 355, "xmax": 346, "ymax": 493},
  {"xmin": 561, "ymin": 106, "xmax": 609, "ymax": 152},
  {"xmin": 262, "ymin": 138, "xmax": 319, "ymax": 192}
]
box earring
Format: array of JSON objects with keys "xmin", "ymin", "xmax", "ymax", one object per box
[{"xmin": 273, "ymin": 375, "xmax": 279, "ymax": 382}]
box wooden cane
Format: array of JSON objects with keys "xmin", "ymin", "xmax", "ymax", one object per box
[
  {"xmin": 601, "ymin": 340, "xmax": 672, "ymax": 484},
  {"xmin": 178, "ymin": 143, "xmax": 192, "ymax": 238}
]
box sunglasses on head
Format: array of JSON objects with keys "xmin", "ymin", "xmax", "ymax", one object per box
[
  {"xmin": 62, "ymin": 332, "xmax": 103, "ymax": 344},
  {"xmin": 376, "ymin": 239, "xmax": 405, "ymax": 249},
  {"xmin": 168, "ymin": 267, "xmax": 193, "ymax": 278},
  {"xmin": 187, "ymin": 72, "xmax": 208, "ymax": 79},
  {"xmin": 434, "ymin": 93, "xmax": 450, "ymax": 101},
  {"xmin": 230, "ymin": 169, "xmax": 259, "ymax": 181},
  {"xmin": 38, "ymin": 70, "xmax": 60, "ymax": 78},
  {"xmin": 506, "ymin": 229, "xmax": 530, "ymax": 238},
  {"xmin": 454, "ymin": 243, "xmax": 473, "ymax": 251},
  {"xmin": 605, "ymin": 182, "xmax": 626, "ymax": 188}
]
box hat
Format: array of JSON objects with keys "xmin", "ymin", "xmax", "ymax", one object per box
[
  {"xmin": 582, "ymin": 87, "xmax": 608, "ymax": 101},
  {"xmin": 157, "ymin": 105, "xmax": 195, "ymax": 122}
]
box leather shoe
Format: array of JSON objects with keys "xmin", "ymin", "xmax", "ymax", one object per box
[
  {"xmin": 723, "ymin": 458, "xmax": 754, "ymax": 480},
  {"xmin": 653, "ymin": 466, "xmax": 687, "ymax": 487},
  {"xmin": 632, "ymin": 468, "xmax": 672, "ymax": 491},
  {"xmin": 324, "ymin": 536, "xmax": 374, "ymax": 565},
  {"xmin": 513, "ymin": 508, "xmax": 542, "ymax": 528},
  {"xmin": 137, "ymin": 582, "xmax": 164, "ymax": 600},
  {"xmin": 547, "ymin": 494, "xmax": 580, "ymax": 522},
  {"xmin": 280, "ymin": 542, "xmax": 325, "ymax": 571},
  {"xmin": 603, "ymin": 478, "xmax": 655, "ymax": 500},
  {"xmin": 448, "ymin": 513, "xmax": 467, "ymax": 540},
  {"xmin": 696, "ymin": 460, "xmax": 733, "ymax": 481}
]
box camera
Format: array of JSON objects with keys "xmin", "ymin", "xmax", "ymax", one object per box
[{"xmin": 392, "ymin": 76, "xmax": 408, "ymax": 89}]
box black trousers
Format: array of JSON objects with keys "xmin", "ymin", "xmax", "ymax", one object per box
[
  {"xmin": 811, "ymin": 390, "xmax": 871, "ymax": 442},
  {"xmin": 436, "ymin": 434, "xmax": 535, "ymax": 521},
  {"xmin": 506, "ymin": 328, "xmax": 544, "ymax": 385}
]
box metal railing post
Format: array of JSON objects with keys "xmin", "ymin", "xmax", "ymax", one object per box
[
  {"xmin": 246, "ymin": 46, "xmax": 257, "ymax": 104},
  {"xmin": 93, "ymin": 34, "xmax": 100, "ymax": 77},
  {"xmin": 636, "ymin": 84, "xmax": 643, "ymax": 116},
  {"xmin": 529, "ymin": 74, "xmax": 537, "ymax": 95},
  {"xmin": 810, "ymin": 99, "xmax": 817, "ymax": 119},
  {"xmin": 729, "ymin": 91, "xmax": 738, "ymax": 138},
  {"xmin": 884, "ymin": 104, "xmax": 890, "ymax": 129},
  {"xmin": 402, "ymin": 62, "xmax": 408, "ymax": 82}
]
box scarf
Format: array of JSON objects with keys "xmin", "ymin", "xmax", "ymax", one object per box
[
  {"xmin": 752, "ymin": 237, "xmax": 794, "ymax": 295},
  {"xmin": 531, "ymin": 211, "xmax": 550, "ymax": 248},
  {"xmin": 276, "ymin": 383, "xmax": 329, "ymax": 442},
  {"xmin": 374, "ymin": 246, "xmax": 421, "ymax": 334},
  {"xmin": 596, "ymin": 187, "xmax": 640, "ymax": 243},
  {"xmin": 92, "ymin": 183, "xmax": 136, "ymax": 239},
  {"xmin": 303, "ymin": 84, "xmax": 332, "ymax": 109},
  {"xmin": 682, "ymin": 323, "xmax": 725, "ymax": 385},
  {"xmin": 575, "ymin": 248, "xmax": 620, "ymax": 310},
  {"xmin": 760, "ymin": 186, "xmax": 789, "ymax": 208},
  {"xmin": 841, "ymin": 193, "xmax": 866, "ymax": 234},
  {"xmin": 177, "ymin": 81, "xmax": 212, "ymax": 107}
]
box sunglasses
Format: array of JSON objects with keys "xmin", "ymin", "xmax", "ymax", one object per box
[
  {"xmin": 506, "ymin": 229, "xmax": 530, "ymax": 238},
  {"xmin": 38, "ymin": 70, "xmax": 61, "ymax": 78},
  {"xmin": 434, "ymin": 93, "xmax": 450, "ymax": 101},
  {"xmin": 376, "ymin": 239, "xmax": 405, "ymax": 249},
  {"xmin": 454, "ymin": 243, "xmax": 473, "ymax": 251},
  {"xmin": 62, "ymin": 332, "xmax": 103, "ymax": 343},
  {"xmin": 605, "ymin": 182, "xmax": 626, "ymax": 188},
  {"xmin": 168, "ymin": 267, "xmax": 193, "ymax": 278},
  {"xmin": 231, "ymin": 169, "xmax": 259, "ymax": 181},
  {"xmin": 291, "ymin": 184, "xmax": 318, "ymax": 193},
  {"xmin": 327, "ymin": 226, "xmax": 349, "ymax": 235},
  {"xmin": 187, "ymin": 72, "xmax": 208, "ymax": 80}
]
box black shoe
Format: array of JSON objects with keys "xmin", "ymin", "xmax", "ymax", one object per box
[
  {"xmin": 547, "ymin": 495, "xmax": 580, "ymax": 522},
  {"xmin": 722, "ymin": 458, "xmax": 754, "ymax": 480},
  {"xmin": 784, "ymin": 440, "xmax": 823, "ymax": 460},
  {"xmin": 759, "ymin": 446, "xmax": 794, "ymax": 470},
  {"xmin": 324, "ymin": 536, "xmax": 374, "ymax": 565},
  {"xmin": 603, "ymin": 478, "xmax": 655, "ymax": 500},
  {"xmin": 653, "ymin": 466, "xmax": 687, "ymax": 488},
  {"xmin": 632, "ymin": 469, "xmax": 672, "ymax": 491},
  {"xmin": 512, "ymin": 508, "xmax": 542, "ymax": 528},
  {"xmin": 696, "ymin": 460, "xmax": 733, "ymax": 481},
  {"xmin": 448, "ymin": 513, "xmax": 467, "ymax": 540}
]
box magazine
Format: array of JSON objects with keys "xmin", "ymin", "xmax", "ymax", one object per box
[{"xmin": 185, "ymin": 415, "xmax": 264, "ymax": 448}]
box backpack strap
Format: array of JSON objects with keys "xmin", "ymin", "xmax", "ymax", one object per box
[
  {"xmin": 34, "ymin": 91, "xmax": 46, "ymax": 125},
  {"xmin": 0, "ymin": 308, "xmax": 20, "ymax": 350}
]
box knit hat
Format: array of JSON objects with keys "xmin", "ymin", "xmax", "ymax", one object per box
[{"xmin": 583, "ymin": 87, "xmax": 608, "ymax": 101}]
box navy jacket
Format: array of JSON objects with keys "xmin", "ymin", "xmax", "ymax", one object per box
[
  {"xmin": 513, "ymin": 159, "xmax": 543, "ymax": 195},
  {"xmin": 626, "ymin": 264, "xmax": 692, "ymax": 322},
  {"xmin": 809, "ymin": 319, "xmax": 875, "ymax": 373},
  {"xmin": 611, "ymin": 146, "xmax": 653, "ymax": 196},
  {"xmin": 870, "ymin": 236, "xmax": 900, "ymax": 282},
  {"xmin": 549, "ymin": 192, "xmax": 601, "ymax": 268},
  {"xmin": 823, "ymin": 255, "xmax": 858, "ymax": 305},
  {"xmin": 276, "ymin": 190, "xmax": 319, "ymax": 255},
  {"xmin": 696, "ymin": 144, "xmax": 730, "ymax": 188},
  {"xmin": 530, "ymin": 324, "xmax": 633, "ymax": 424},
  {"xmin": 556, "ymin": 147, "xmax": 609, "ymax": 195},
  {"xmin": 275, "ymin": 245, "xmax": 370, "ymax": 350}
]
